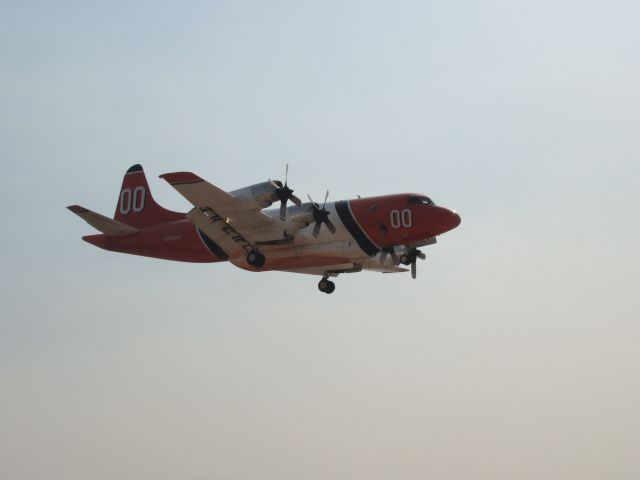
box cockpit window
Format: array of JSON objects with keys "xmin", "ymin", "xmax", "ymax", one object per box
[{"xmin": 408, "ymin": 196, "xmax": 435, "ymax": 206}]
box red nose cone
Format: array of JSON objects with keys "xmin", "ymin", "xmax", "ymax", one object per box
[
  {"xmin": 429, "ymin": 207, "xmax": 461, "ymax": 236},
  {"xmin": 451, "ymin": 210, "xmax": 461, "ymax": 229}
]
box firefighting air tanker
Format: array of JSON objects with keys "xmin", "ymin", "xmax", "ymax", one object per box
[{"xmin": 68, "ymin": 165, "xmax": 461, "ymax": 293}]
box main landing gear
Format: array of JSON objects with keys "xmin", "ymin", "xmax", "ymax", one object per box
[
  {"xmin": 246, "ymin": 250, "xmax": 265, "ymax": 268},
  {"xmin": 318, "ymin": 277, "xmax": 336, "ymax": 294}
]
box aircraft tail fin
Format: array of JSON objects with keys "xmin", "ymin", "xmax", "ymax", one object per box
[
  {"xmin": 113, "ymin": 164, "xmax": 184, "ymax": 228},
  {"xmin": 67, "ymin": 205, "xmax": 139, "ymax": 236}
]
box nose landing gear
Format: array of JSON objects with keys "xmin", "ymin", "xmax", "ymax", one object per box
[{"xmin": 318, "ymin": 277, "xmax": 336, "ymax": 294}]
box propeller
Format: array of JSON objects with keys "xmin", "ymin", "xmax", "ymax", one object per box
[
  {"xmin": 401, "ymin": 247, "xmax": 426, "ymax": 279},
  {"xmin": 272, "ymin": 164, "xmax": 302, "ymax": 220},
  {"xmin": 308, "ymin": 191, "xmax": 336, "ymax": 237}
]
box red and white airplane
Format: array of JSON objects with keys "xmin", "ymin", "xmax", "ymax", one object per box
[{"xmin": 68, "ymin": 165, "xmax": 461, "ymax": 293}]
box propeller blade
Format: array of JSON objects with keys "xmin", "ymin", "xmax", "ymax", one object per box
[
  {"xmin": 417, "ymin": 251, "xmax": 426, "ymax": 260},
  {"xmin": 290, "ymin": 194, "xmax": 302, "ymax": 206},
  {"xmin": 411, "ymin": 260, "xmax": 417, "ymax": 279},
  {"xmin": 285, "ymin": 163, "xmax": 289, "ymax": 186},
  {"xmin": 279, "ymin": 200, "xmax": 287, "ymax": 220},
  {"xmin": 307, "ymin": 193, "xmax": 316, "ymax": 206},
  {"xmin": 322, "ymin": 190, "xmax": 329, "ymax": 209},
  {"xmin": 324, "ymin": 218, "xmax": 336, "ymax": 234},
  {"xmin": 312, "ymin": 221, "xmax": 322, "ymax": 237}
]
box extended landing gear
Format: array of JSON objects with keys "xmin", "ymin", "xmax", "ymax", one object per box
[
  {"xmin": 318, "ymin": 277, "xmax": 336, "ymax": 294},
  {"xmin": 246, "ymin": 250, "xmax": 265, "ymax": 268}
]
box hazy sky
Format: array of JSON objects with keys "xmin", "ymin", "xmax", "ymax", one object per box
[{"xmin": 1, "ymin": 1, "xmax": 639, "ymax": 479}]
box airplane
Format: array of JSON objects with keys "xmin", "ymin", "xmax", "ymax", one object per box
[{"xmin": 68, "ymin": 165, "xmax": 461, "ymax": 293}]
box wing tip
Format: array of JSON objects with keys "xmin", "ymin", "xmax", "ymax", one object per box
[
  {"xmin": 67, "ymin": 205, "xmax": 89, "ymax": 214},
  {"xmin": 159, "ymin": 172, "xmax": 203, "ymax": 185}
]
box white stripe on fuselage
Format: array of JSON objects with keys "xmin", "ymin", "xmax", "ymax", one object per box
[{"xmin": 259, "ymin": 201, "xmax": 370, "ymax": 262}]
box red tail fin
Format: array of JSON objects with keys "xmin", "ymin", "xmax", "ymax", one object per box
[{"xmin": 114, "ymin": 164, "xmax": 184, "ymax": 228}]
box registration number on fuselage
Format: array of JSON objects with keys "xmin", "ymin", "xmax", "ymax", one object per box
[{"xmin": 163, "ymin": 234, "xmax": 182, "ymax": 242}]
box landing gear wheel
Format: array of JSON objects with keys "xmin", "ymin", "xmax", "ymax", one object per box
[
  {"xmin": 246, "ymin": 250, "xmax": 265, "ymax": 267},
  {"xmin": 318, "ymin": 278, "xmax": 336, "ymax": 294}
]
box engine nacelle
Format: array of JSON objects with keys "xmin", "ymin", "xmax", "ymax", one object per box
[
  {"xmin": 282, "ymin": 205, "xmax": 315, "ymax": 234},
  {"xmin": 230, "ymin": 181, "xmax": 280, "ymax": 208}
]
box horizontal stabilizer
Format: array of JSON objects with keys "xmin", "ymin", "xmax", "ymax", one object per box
[{"xmin": 67, "ymin": 205, "xmax": 139, "ymax": 236}]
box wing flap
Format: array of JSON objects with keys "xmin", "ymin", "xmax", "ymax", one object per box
[{"xmin": 186, "ymin": 207, "xmax": 250, "ymax": 259}]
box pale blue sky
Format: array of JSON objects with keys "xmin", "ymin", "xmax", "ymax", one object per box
[{"xmin": 1, "ymin": 1, "xmax": 639, "ymax": 479}]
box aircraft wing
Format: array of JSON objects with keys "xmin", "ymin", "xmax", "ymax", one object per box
[
  {"xmin": 160, "ymin": 172, "xmax": 285, "ymax": 245},
  {"xmin": 361, "ymin": 256, "xmax": 409, "ymax": 273},
  {"xmin": 363, "ymin": 265, "xmax": 409, "ymax": 273},
  {"xmin": 281, "ymin": 261, "xmax": 408, "ymax": 276}
]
